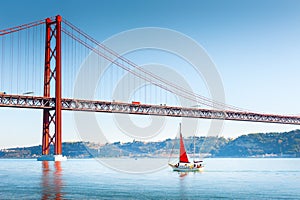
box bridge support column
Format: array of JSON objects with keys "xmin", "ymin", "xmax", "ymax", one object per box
[
  {"xmin": 55, "ymin": 15, "xmax": 62, "ymax": 156},
  {"xmin": 39, "ymin": 15, "xmax": 66, "ymax": 161}
]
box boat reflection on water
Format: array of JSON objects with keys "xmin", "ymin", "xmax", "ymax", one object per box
[
  {"xmin": 178, "ymin": 170, "xmax": 203, "ymax": 178},
  {"xmin": 179, "ymin": 172, "xmax": 188, "ymax": 178},
  {"xmin": 41, "ymin": 161, "xmax": 63, "ymax": 200},
  {"xmin": 177, "ymin": 170, "xmax": 203, "ymax": 199}
]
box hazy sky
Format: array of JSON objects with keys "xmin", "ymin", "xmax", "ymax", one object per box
[{"xmin": 1, "ymin": 0, "xmax": 300, "ymax": 148}]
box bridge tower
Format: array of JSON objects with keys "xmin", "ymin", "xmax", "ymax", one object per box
[{"xmin": 38, "ymin": 15, "xmax": 66, "ymax": 161}]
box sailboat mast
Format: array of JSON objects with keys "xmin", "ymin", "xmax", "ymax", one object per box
[
  {"xmin": 193, "ymin": 134, "xmax": 196, "ymax": 159},
  {"xmin": 179, "ymin": 123, "xmax": 189, "ymax": 163},
  {"xmin": 179, "ymin": 123, "xmax": 181, "ymax": 135}
]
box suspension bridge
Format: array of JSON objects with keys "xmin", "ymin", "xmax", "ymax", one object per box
[{"xmin": 1, "ymin": 15, "xmax": 299, "ymax": 160}]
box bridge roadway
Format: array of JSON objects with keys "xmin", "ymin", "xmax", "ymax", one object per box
[{"xmin": 1, "ymin": 94, "xmax": 300, "ymax": 125}]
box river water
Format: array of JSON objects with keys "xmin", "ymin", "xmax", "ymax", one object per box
[{"xmin": 0, "ymin": 158, "xmax": 299, "ymax": 199}]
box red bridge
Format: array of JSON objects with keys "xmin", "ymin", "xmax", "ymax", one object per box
[{"xmin": 1, "ymin": 15, "xmax": 299, "ymax": 159}]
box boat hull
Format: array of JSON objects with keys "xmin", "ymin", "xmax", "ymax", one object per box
[{"xmin": 169, "ymin": 163, "xmax": 204, "ymax": 172}]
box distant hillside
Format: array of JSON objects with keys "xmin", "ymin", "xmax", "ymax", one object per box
[
  {"xmin": 215, "ymin": 130, "xmax": 300, "ymax": 157},
  {"xmin": 1, "ymin": 130, "xmax": 300, "ymax": 158},
  {"xmin": 0, "ymin": 142, "xmax": 94, "ymax": 159},
  {"xmin": 96, "ymin": 136, "xmax": 227, "ymax": 158}
]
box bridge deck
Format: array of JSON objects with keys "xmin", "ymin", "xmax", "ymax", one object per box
[{"xmin": 1, "ymin": 94, "xmax": 300, "ymax": 125}]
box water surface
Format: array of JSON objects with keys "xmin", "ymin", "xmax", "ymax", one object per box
[{"xmin": 0, "ymin": 158, "xmax": 299, "ymax": 199}]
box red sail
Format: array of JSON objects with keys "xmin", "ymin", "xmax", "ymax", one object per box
[{"xmin": 179, "ymin": 133, "xmax": 189, "ymax": 163}]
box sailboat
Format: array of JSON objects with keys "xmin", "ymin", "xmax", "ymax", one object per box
[{"xmin": 168, "ymin": 123, "xmax": 204, "ymax": 172}]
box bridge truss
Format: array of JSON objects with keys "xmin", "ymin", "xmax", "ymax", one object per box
[{"xmin": 1, "ymin": 94, "xmax": 300, "ymax": 125}]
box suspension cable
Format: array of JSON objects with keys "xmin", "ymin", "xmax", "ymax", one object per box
[{"xmin": 62, "ymin": 19, "xmax": 245, "ymax": 111}]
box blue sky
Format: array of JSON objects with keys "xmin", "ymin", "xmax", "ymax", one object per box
[{"xmin": 1, "ymin": 0, "xmax": 300, "ymax": 148}]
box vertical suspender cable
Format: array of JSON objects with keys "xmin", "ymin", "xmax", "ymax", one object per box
[
  {"xmin": 32, "ymin": 26, "xmax": 36, "ymax": 94},
  {"xmin": 10, "ymin": 33, "xmax": 13, "ymax": 93},
  {"xmin": 0, "ymin": 37, "xmax": 3, "ymax": 90},
  {"xmin": 31, "ymin": 28, "xmax": 34, "ymax": 93},
  {"xmin": 16, "ymin": 31, "xmax": 18, "ymax": 93},
  {"xmin": 27, "ymin": 28, "xmax": 30, "ymax": 93}
]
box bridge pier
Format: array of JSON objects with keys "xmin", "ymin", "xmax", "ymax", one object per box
[
  {"xmin": 37, "ymin": 155, "xmax": 67, "ymax": 161},
  {"xmin": 38, "ymin": 15, "xmax": 66, "ymax": 161}
]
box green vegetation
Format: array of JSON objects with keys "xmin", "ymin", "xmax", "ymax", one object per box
[
  {"xmin": 216, "ymin": 130, "xmax": 300, "ymax": 157},
  {"xmin": 1, "ymin": 130, "xmax": 300, "ymax": 158}
]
